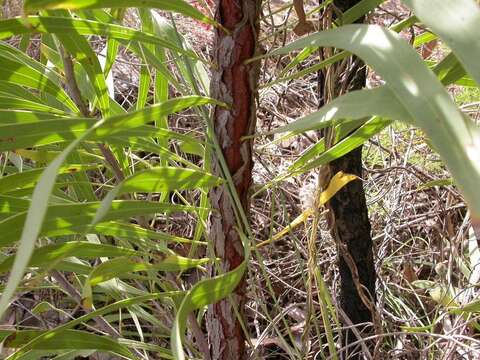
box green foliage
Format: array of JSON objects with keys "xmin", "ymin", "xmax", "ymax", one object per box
[
  {"xmin": 0, "ymin": 2, "xmax": 236, "ymax": 359},
  {"xmin": 0, "ymin": 0, "xmax": 479, "ymax": 358},
  {"xmin": 23, "ymin": 0, "xmax": 220, "ymax": 29},
  {"xmin": 260, "ymin": 1, "xmax": 480, "ymax": 221}
]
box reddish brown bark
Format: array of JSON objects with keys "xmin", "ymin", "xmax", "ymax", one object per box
[{"xmin": 206, "ymin": 1, "xmax": 260, "ymax": 359}]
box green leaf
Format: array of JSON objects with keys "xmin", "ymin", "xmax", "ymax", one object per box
[
  {"xmin": 114, "ymin": 125, "xmax": 208, "ymax": 154},
  {"xmin": 5, "ymin": 292, "xmax": 183, "ymax": 359},
  {"xmin": 0, "ymin": 200, "xmax": 206, "ymax": 247},
  {"xmin": 171, "ymin": 261, "xmax": 247, "ymax": 360},
  {"xmin": 0, "ymin": 96, "xmax": 66, "ymax": 114},
  {"xmin": 0, "ymin": 118, "xmax": 92, "ymax": 152},
  {"xmin": 0, "ymin": 242, "xmax": 142, "ymax": 274},
  {"xmin": 149, "ymin": 11, "xmax": 210, "ymax": 94},
  {"xmin": 263, "ymin": 51, "xmax": 348, "ymax": 89},
  {"xmin": 403, "ymin": 0, "xmax": 480, "ymax": 86},
  {"xmin": 91, "ymin": 222, "xmax": 197, "ymax": 245},
  {"xmin": 266, "ymin": 24, "xmax": 480, "ymax": 219},
  {"xmin": 412, "ymin": 280, "xmax": 436, "ymax": 290},
  {"xmin": 412, "ymin": 31, "xmax": 437, "ymax": 47},
  {"xmin": 0, "ymin": 110, "xmax": 66, "ymax": 124},
  {"xmin": 14, "ymin": 149, "xmax": 99, "ymax": 165},
  {"xmin": 266, "ymin": 87, "xmax": 412, "ymax": 135},
  {"xmin": 0, "ymin": 96, "xmax": 218, "ymax": 151},
  {"xmin": 96, "ymin": 11, "xmax": 126, "ymax": 84},
  {"xmin": 46, "ymin": 9, "xmax": 110, "ymax": 116},
  {"xmin": 32, "ymin": 301, "xmax": 56, "ymax": 315},
  {"xmin": 0, "ymin": 196, "xmax": 31, "ymax": 215},
  {"xmin": 114, "ymin": 167, "xmax": 223, "ymax": 194},
  {"xmin": 93, "ymin": 167, "xmax": 222, "ymax": 224},
  {"xmin": 0, "ymin": 17, "xmax": 202, "ymax": 61},
  {"xmin": 461, "ymin": 299, "xmax": 480, "ymax": 313},
  {"xmin": 0, "ymin": 45, "xmax": 77, "ymax": 112},
  {"xmin": 82, "ymin": 255, "xmax": 208, "ymax": 307},
  {"xmin": 95, "ymin": 96, "xmax": 222, "ymax": 138},
  {"xmin": 433, "ymin": 52, "xmax": 467, "ymax": 86},
  {"xmin": 0, "ymin": 81, "xmax": 43, "ymax": 104},
  {"xmin": 336, "ymin": 0, "xmax": 385, "ymax": 25},
  {"xmin": 87, "ymin": 256, "xmax": 210, "ymax": 287},
  {"xmin": 418, "ymin": 178, "xmax": 454, "ymax": 190},
  {"xmin": 273, "ymin": 117, "xmax": 391, "ymax": 183},
  {"xmin": 3, "ymin": 330, "xmax": 134, "ymax": 359},
  {"xmin": 24, "ymin": 0, "xmax": 219, "ymax": 29}
]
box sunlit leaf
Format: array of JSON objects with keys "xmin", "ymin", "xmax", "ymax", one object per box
[{"xmin": 24, "ymin": 0, "xmax": 219, "ymax": 29}]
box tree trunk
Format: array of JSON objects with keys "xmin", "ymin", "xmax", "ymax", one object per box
[
  {"xmin": 321, "ymin": 0, "xmax": 377, "ymax": 357},
  {"xmin": 206, "ymin": 1, "xmax": 260, "ymax": 359}
]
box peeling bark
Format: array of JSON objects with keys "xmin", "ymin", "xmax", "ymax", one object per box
[{"xmin": 206, "ymin": 1, "xmax": 260, "ymax": 359}]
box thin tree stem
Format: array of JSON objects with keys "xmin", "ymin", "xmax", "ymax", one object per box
[{"xmin": 60, "ymin": 46, "xmax": 126, "ymax": 183}]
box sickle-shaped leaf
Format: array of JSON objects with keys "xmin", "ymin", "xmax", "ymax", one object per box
[
  {"xmin": 47, "ymin": 10, "xmax": 111, "ymax": 116},
  {"xmin": 0, "ymin": 96, "xmax": 219, "ymax": 151},
  {"xmin": 81, "ymin": 256, "xmax": 210, "ymax": 308},
  {"xmin": 87, "ymin": 256, "xmax": 210, "ymax": 287},
  {"xmin": 0, "ymin": 164, "xmax": 96, "ymax": 194},
  {"xmin": 0, "ymin": 110, "xmax": 67, "ymax": 124},
  {"xmin": 0, "ymin": 42, "xmax": 77, "ymax": 110},
  {"xmin": 171, "ymin": 261, "xmax": 247, "ymax": 360},
  {"xmin": 266, "ymin": 86, "xmax": 412, "ymax": 135},
  {"xmin": 0, "ymin": 96, "xmax": 66, "ymax": 114}
]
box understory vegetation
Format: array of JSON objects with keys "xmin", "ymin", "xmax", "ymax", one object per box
[{"xmin": 0, "ymin": 0, "xmax": 479, "ymax": 359}]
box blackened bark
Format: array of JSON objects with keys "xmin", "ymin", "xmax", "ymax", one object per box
[
  {"xmin": 206, "ymin": 1, "xmax": 260, "ymax": 359},
  {"xmin": 323, "ymin": 0, "xmax": 377, "ymax": 356},
  {"xmin": 328, "ymin": 147, "xmax": 376, "ymax": 324}
]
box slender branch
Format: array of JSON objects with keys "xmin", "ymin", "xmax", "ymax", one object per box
[
  {"xmin": 50, "ymin": 270, "xmax": 120, "ymax": 337},
  {"xmin": 98, "ymin": 143, "xmax": 126, "ymax": 182},
  {"xmin": 60, "ymin": 46, "xmax": 126, "ymax": 183},
  {"xmin": 293, "ymin": 0, "xmax": 315, "ymax": 35},
  {"xmin": 60, "ymin": 47, "xmax": 89, "ymax": 117}
]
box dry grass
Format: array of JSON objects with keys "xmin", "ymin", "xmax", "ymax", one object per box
[{"xmin": 243, "ymin": 1, "xmax": 480, "ymax": 358}]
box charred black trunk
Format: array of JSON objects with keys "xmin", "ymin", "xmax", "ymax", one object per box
[
  {"xmin": 328, "ymin": 147, "xmax": 376, "ymax": 341},
  {"xmin": 321, "ymin": 0, "xmax": 377, "ymax": 357}
]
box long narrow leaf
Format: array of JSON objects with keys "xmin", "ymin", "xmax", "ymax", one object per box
[
  {"xmin": 0, "ymin": 17, "xmax": 201, "ymax": 61},
  {"xmin": 0, "ymin": 200, "xmax": 206, "ymax": 247},
  {"xmin": 266, "ymin": 24, "xmax": 480, "ymax": 218},
  {"xmin": 24, "ymin": 0, "xmax": 219, "ymax": 29},
  {"xmin": 403, "ymin": 0, "xmax": 480, "ymax": 86},
  {"xmin": 3, "ymin": 330, "xmax": 134, "ymax": 359}
]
